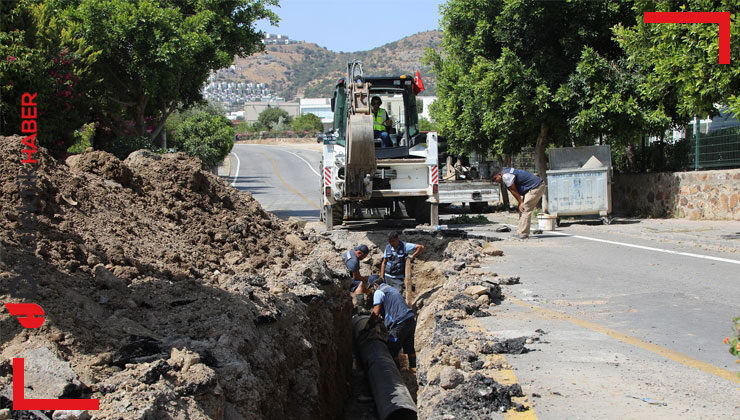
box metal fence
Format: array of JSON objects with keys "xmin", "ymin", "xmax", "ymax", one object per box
[{"xmin": 689, "ymin": 126, "xmax": 740, "ymax": 169}]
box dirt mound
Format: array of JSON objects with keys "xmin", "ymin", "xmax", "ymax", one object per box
[{"xmin": 0, "ymin": 136, "xmax": 351, "ymax": 419}]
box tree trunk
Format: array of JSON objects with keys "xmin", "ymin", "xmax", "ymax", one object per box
[
  {"xmin": 497, "ymin": 154, "xmax": 510, "ymax": 208},
  {"xmin": 535, "ymin": 122, "xmax": 549, "ymax": 212},
  {"xmin": 134, "ymin": 95, "xmax": 149, "ymax": 137}
]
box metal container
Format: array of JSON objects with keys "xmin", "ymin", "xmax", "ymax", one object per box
[{"xmin": 546, "ymin": 145, "xmax": 612, "ymax": 220}]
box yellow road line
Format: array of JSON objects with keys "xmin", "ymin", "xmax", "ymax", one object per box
[
  {"xmin": 259, "ymin": 151, "xmax": 320, "ymax": 210},
  {"xmin": 463, "ymin": 319, "xmax": 539, "ymax": 419},
  {"xmin": 508, "ymin": 297, "xmax": 740, "ymax": 385}
]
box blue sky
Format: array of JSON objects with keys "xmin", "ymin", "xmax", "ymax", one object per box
[{"xmin": 256, "ymin": 0, "xmax": 446, "ymax": 52}]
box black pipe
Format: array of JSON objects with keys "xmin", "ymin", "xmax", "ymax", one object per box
[{"xmin": 352, "ymin": 315, "xmax": 417, "ymax": 420}]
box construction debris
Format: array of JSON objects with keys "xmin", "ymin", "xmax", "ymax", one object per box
[{"xmin": 0, "ymin": 136, "xmax": 352, "ymax": 419}]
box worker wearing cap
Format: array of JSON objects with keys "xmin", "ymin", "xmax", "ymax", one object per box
[
  {"xmin": 371, "ymin": 96, "xmax": 393, "ymax": 148},
  {"xmin": 380, "ymin": 231, "xmax": 424, "ymax": 293},
  {"xmin": 343, "ymin": 244, "xmax": 371, "ymax": 294},
  {"xmin": 491, "ymin": 167, "xmax": 545, "ymax": 239},
  {"xmin": 369, "ymin": 276, "xmax": 416, "ymax": 369}
]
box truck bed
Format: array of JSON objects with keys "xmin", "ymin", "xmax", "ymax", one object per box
[{"xmin": 438, "ymin": 181, "xmax": 501, "ymax": 204}]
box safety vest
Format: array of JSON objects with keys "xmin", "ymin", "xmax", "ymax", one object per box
[
  {"xmin": 373, "ymin": 108, "xmax": 387, "ymax": 131},
  {"xmin": 384, "ymin": 241, "xmax": 407, "ymax": 277}
]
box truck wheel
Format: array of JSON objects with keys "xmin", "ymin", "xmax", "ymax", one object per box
[
  {"xmin": 404, "ymin": 199, "xmax": 417, "ymax": 219},
  {"xmin": 332, "ymin": 204, "xmax": 344, "ymax": 226},
  {"xmin": 469, "ymin": 202, "xmax": 487, "ymax": 213},
  {"xmin": 414, "ymin": 198, "xmax": 431, "ymax": 224}
]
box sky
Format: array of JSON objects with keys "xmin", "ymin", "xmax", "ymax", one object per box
[{"xmin": 256, "ymin": 0, "xmax": 447, "ymax": 52}]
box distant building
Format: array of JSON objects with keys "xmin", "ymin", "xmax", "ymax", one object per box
[
  {"xmin": 419, "ymin": 96, "xmax": 437, "ymax": 121},
  {"xmin": 300, "ymin": 98, "xmax": 333, "ymax": 130},
  {"xmin": 243, "ymin": 101, "xmax": 300, "ymax": 123}
]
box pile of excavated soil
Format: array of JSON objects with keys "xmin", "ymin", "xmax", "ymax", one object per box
[{"xmin": 0, "ymin": 136, "xmax": 351, "ymax": 420}]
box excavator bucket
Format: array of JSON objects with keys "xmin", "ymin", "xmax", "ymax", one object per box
[{"xmin": 345, "ymin": 114, "xmax": 376, "ymax": 199}]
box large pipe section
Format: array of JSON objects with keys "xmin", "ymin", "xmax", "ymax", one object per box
[{"xmin": 352, "ymin": 315, "xmax": 417, "ymax": 420}]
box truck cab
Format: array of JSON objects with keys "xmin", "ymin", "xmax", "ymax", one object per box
[{"xmin": 319, "ymin": 71, "xmax": 439, "ymax": 228}]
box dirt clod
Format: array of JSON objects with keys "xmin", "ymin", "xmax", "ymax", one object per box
[{"xmin": 0, "ymin": 136, "xmax": 350, "ymax": 420}]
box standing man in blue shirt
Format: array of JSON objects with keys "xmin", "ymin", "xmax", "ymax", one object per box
[
  {"xmin": 491, "ymin": 167, "xmax": 546, "ymax": 239},
  {"xmin": 380, "ymin": 232, "xmax": 424, "ymax": 293},
  {"xmin": 370, "ymin": 277, "xmax": 416, "ymax": 369}
]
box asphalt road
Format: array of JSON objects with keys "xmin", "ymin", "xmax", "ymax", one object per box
[
  {"xmin": 467, "ymin": 215, "xmax": 740, "ymax": 419},
  {"xmin": 221, "ymin": 148, "xmax": 740, "ymax": 418},
  {"xmin": 224, "ymin": 143, "xmax": 322, "ymax": 220}
]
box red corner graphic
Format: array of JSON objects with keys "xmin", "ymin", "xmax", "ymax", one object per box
[
  {"xmin": 12, "ymin": 358, "xmax": 99, "ymax": 411},
  {"xmin": 644, "ymin": 12, "xmax": 731, "ymax": 64},
  {"xmin": 4, "ymin": 303, "xmax": 46, "ymax": 329}
]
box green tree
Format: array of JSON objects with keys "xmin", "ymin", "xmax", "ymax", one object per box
[
  {"xmin": 554, "ymin": 47, "xmax": 674, "ymax": 146},
  {"xmin": 65, "ymin": 0, "xmax": 276, "ymax": 143},
  {"xmin": 419, "ymin": 116, "xmax": 437, "ymax": 132},
  {"xmin": 175, "ymin": 112, "xmax": 234, "ymax": 169},
  {"xmin": 427, "ymin": 0, "xmax": 634, "ymax": 179},
  {"xmin": 291, "ymin": 113, "xmax": 323, "ymax": 132},
  {"xmin": 256, "ymin": 106, "xmax": 292, "ymax": 131},
  {"xmin": 0, "ymin": 0, "xmax": 99, "ymax": 155},
  {"xmin": 614, "ymin": 0, "xmax": 740, "ymax": 120}
]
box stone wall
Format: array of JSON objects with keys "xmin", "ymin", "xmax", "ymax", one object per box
[{"xmin": 612, "ymin": 169, "xmax": 740, "ymax": 220}]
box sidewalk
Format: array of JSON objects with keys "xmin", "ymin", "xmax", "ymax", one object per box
[{"xmin": 441, "ymin": 210, "xmax": 740, "ymax": 255}]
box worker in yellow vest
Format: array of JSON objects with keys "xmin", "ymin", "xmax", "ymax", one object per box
[{"xmin": 371, "ymin": 96, "xmax": 393, "ymax": 147}]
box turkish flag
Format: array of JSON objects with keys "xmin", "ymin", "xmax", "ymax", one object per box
[{"xmin": 413, "ymin": 70, "xmax": 425, "ymax": 95}]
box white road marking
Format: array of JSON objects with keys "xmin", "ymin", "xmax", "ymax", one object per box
[
  {"xmin": 238, "ymin": 144, "xmax": 320, "ymax": 177},
  {"xmin": 230, "ymin": 151, "xmax": 241, "ymax": 186},
  {"xmin": 283, "ymin": 150, "xmax": 320, "ymax": 177},
  {"xmin": 509, "ymin": 224, "xmax": 740, "ymax": 265}
]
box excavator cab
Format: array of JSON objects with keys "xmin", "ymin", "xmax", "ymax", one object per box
[{"xmin": 330, "ymin": 73, "xmax": 422, "ymax": 159}]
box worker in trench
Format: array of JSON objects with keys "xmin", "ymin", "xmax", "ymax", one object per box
[
  {"xmin": 491, "ymin": 166, "xmax": 546, "ymax": 239},
  {"xmin": 343, "ymin": 244, "xmax": 377, "ymax": 314},
  {"xmin": 368, "ymin": 276, "xmax": 417, "ymax": 370},
  {"xmin": 380, "ymin": 231, "xmax": 424, "ymax": 294}
]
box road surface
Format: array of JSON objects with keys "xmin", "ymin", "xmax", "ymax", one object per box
[
  {"xmin": 222, "ymin": 147, "xmax": 740, "ymax": 418},
  {"xmin": 224, "ymin": 143, "xmax": 322, "ymax": 220},
  {"xmin": 469, "ymin": 215, "xmax": 740, "ymax": 419}
]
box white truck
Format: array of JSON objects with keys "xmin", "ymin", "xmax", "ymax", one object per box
[
  {"xmin": 437, "ymin": 149, "xmax": 502, "ymax": 212},
  {"xmin": 319, "ymin": 62, "xmax": 439, "ymax": 229}
]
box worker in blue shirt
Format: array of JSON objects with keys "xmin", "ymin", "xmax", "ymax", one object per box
[
  {"xmin": 491, "ymin": 167, "xmax": 546, "ymax": 239},
  {"xmin": 343, "ymin": 244, "xmax": 374, "ymax": 313},
  {"xmin": 369, "ymin": 276, "xmax": 416, "ymax": 369},
  {"xmin": 380, "ymin": 232, "xmax": 424, "ymax": 293}
]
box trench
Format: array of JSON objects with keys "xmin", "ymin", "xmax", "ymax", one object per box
[{"xmin": 318, "ymin": 227, "xmax": 533, "ymax": 420}]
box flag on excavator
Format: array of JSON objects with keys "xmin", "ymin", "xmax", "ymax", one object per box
[{"xmin": 413, "ymin": 70, "xmax": 425, "ymax": 95}]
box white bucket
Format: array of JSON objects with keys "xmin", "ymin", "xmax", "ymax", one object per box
[{"xmin": 537, "ymin": 214, "xmax": 556, "ymax": 231}]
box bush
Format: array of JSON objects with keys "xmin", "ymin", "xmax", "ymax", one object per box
[
  {"xmin": 175, "ymin": 112, "xmax": 234, "ymax": 169},
  {"xmin": 67, "ymin": 122, "xmax": 97, "ymax": 154},
  {"xmin": 106, "ymin": 135, "xmax": 160, "ymax": 160}
]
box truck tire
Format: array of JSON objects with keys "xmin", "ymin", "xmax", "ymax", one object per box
[
  {"xmin": 323, "ymin": 204, "xmax": 344, "ymax": 229},
  {"xmin": 469, "ymin": 202, "xmax": 487, "ymax": 213},
  {"xmin": 404, "ymin": 199, "xmax": 417, "ymax": 219},
  {"xmin": 413, "ymin": 198, "xmax": 431, "ymax": 224},
  {"xmin": 332, "ymin": 204, "xmax": 344, "ymax": 226}
]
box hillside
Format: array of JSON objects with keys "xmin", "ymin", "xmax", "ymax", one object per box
[{"xmin": 222, "ymin": 30, "xmax": 441, "ymax": 100}]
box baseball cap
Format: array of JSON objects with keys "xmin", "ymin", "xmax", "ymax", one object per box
[
  {"xmin": 368, "ymin": 274, "xmax": 380, "ymax": 287},
  {"xmin": 355, "ymin": 244, "xmax": 370, "ymax": 255}
]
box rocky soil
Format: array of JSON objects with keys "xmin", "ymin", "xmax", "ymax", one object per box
[
  {"xmin": 322, "ymin": 228, "xmax": 535, "ymax": 419},
  {"xmin": 0, "ymin": 136, "xmax": 352, "ymax": 420}
]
